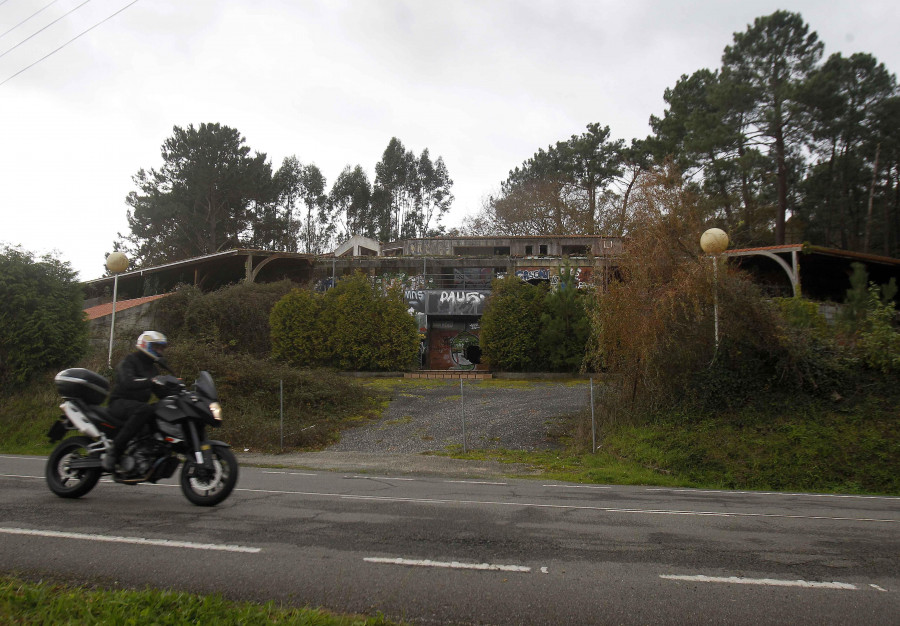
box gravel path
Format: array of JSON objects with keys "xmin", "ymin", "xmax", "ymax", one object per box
[{"xmin": 328, "ymin": 380, "xmax": 592, "ymax": 454}]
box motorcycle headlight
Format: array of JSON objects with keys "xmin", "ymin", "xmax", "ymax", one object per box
[{"xmin": 209, "ymin": 402, "xmax": 223, "ymax": 421}]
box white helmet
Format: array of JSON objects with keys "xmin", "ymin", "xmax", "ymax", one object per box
[{"xmin": 136, "ymin": 331, "xmax": 167, "ymax": 360}]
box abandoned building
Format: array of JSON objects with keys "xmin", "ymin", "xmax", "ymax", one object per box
[{"xmin": 82, "ymin": 236, "xmax": 900, "ymax": 372}]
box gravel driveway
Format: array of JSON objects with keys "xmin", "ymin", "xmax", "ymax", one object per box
[{"xmin": 328, "ymin": 379, "xmax": 592, "ymax": 454}]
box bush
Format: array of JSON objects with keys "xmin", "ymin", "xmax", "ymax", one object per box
[
  {"xmin": 164, "ymin": 339, "xmax": 385, "ymax": 450},
  {"xmin": 537, "ymin": 264, "xmax": 592, "ymax": 372},
  {"xmin": 856, "ymin": 287, "xmax": 900, "ymax": 374},
  {"xmin": 586, "ymin": 168, "xmax": 842, "ymax": 419},
  {"xmin": 270, "ymin": 272, "xmax": 418, "ymax": 371},
  {"xmin": 0, "ymin": 246, "xmax": 88, "ymax": 388},
  {"xmin": 479, "ymin": 274, "xmax": 548, "ymax": 371},
  {"xmin": 270, "ymin": 287, "xmax": 328, "ymax": 367},
  {"xmin": 153, "ymin": 280, "xmax": 296, "ymax": 357}
]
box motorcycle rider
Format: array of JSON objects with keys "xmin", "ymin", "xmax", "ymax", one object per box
[{"xmin": 101, "ymin": 331, "xmax": 168, "ymax": 472}]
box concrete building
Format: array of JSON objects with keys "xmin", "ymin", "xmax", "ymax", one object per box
[{"xmin": 82, "ymin": 236, "xmax": 899, "ymax": 372}]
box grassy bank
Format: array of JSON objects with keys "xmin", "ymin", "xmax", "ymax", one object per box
[
  {"xmin": 3, "ymin": 370, "xmax": 897, "ymax": 495},
  {"xmin": 442, "ymin": 387, "xmax": 900, "ymax": 496},
  {"xmin": 0, "ymin": 575, "xmax": 395, "ymax": 625}
]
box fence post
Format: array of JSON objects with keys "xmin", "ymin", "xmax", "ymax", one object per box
[
  {"xmin": 590, "ymin": 377, "xmax": 596, "ymax": 453},
  {"xmin": 280, "ymin": 379, "xmax": 284, "ymax": 451},
  {"xmin": 460, "ymin": 378, "xmax": 467, "ymax": 453}
]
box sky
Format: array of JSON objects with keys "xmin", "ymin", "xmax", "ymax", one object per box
[{"xmin": 1, "ymin": 0, "xmax": 899, "ymax": 281}]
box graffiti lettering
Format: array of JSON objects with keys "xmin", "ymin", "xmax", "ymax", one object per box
[
  {"xmin": 516, "ymin": 269, "xmax": 550, "ymax": 281},
  {"xmin": 439, "ymin": 291, "xmax": 484, "ymax": 306},
  {"xmin": 405, "ymin": 290, "xmax": 425, "ymax": 301}
]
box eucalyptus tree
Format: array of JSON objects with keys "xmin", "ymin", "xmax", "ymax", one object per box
[
  {"xmin": 273, "ymin": 157, "xmax": 329, "ymax": 254},
  {"xmin": 373, "ymin": 137, "xmax": 417, "ymax": 241},
  {"xmin": 373, "ymin": 138, "xmax": 454, "ymax": 241},
  {"xmin": 329, "ymin": 165, "xmax": 373, "ymax": 241},
  {"xmin": 414, "ymin": 149, "xmax": 454, "ymax": 237},
  {"xmin": 122, "ymin": 123, "xmax": 274, "ymax": 267}
]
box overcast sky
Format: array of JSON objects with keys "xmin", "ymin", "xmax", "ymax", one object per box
[{"xmin": 2, "ymin": 0, "xmax": 898, "ymax": 280}]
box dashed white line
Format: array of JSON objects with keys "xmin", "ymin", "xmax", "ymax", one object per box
[
  {"xmin": 347, "ymin": 475, "xmax": 417, "ymax": 481},
  {"xmin": 660, "ymin": 574, "xmax": 857, "ymax": 590},
  {"xmin": 444, "ymin": 480, "xmax": 507, "ymax": 485},
  {"xmin": 647, "ymin": 488, "xmax": 899, "ymax": 501},
  {"xmin": 263, "ymin": 471, "xmax": 317, "ymax": 476},
  {"xmin": 543, "ymin": 484, "xmax": 611, "ymax": 489},
  {"xmin": 870, "ymin": 584, "xmax": 888, "ymax": 592},
  {"xmin": 364, "ymin": 557, "xmax": 531, "ymax": 572},
  {"xmin": 0, "ymin": 527, "xmax": 261, "ymax": 553}
]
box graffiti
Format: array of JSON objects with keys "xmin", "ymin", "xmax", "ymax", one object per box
[
  {"xmin": 406, "ymin": 290, "xmax": 489, "ymax": 315},
  {"xmin": 436, "ymin": 291, "xmax": 486, "ymax": 315},
  {"xmin": 516, "ymin": 268, "xmax": 550, "ymax": 282},
  {"xmin": 515, "ymin": 267, "xmax": 594, "ymax": 289}
]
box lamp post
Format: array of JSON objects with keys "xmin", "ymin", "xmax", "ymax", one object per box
[
  {"xmin": 700, "ymin": 228, "xmax": 729, "ymax": 351},
  {"xmin": 105, "ymin": 251, "xmax": 129, "ymax": 368}
]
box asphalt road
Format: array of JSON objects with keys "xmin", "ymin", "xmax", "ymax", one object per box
[{"xmin": 2, "ymin": 454, "xmax": 898, "ymax": 625}]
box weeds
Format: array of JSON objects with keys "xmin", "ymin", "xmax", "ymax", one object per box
[{"xmin": 0, "ymin": 575, "xmax": 395, "ymax": 625}]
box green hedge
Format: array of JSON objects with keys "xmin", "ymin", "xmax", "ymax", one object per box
[
  {"xmin": 0, "ymin": 246, "xmax": 88, "ymax": 388},
  {"xmin": 271, "ymin": 273, "xmax": 418, "ymax": 371}
]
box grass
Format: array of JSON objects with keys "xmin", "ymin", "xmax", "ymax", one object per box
[
  {"xmin": 0, "ymin": 372, "xmax": 61, "ymax": 456},
  {"xmin": 0, "ymin": 575, "xmax": 397, "ymax": 625},
  {"xmin": 434, "ymin": 388, "xmax": 900, "ymax": 495},
  {"xmin": 4, "ymin": 366, "xmax": 898, "ymax": 495}
]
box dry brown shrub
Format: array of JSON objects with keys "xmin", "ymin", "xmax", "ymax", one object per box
[{"xmin": 587, "ymin": 165, "xmax": 802, "ymax": 422}]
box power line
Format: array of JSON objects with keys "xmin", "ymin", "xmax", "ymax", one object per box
[
  {"xmin": 1, "ymin": 0, "xmax": 62, "ymax": 41},
  {"xmin": 0, "ymin": 0, "xmax": 139, "ymax": 87},
  {"xmin": 0, "ymin": 0, "xmax": 92, "ymax": 60}
]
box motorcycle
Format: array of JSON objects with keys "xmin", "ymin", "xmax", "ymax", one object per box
[{"xmin": 45, "ymin": 365, "xmax": 238, "ymax": 506}]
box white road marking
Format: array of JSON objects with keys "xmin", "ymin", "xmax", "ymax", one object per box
[
  {"xmin": 0, "ymin": 527, "xmax": 261, "ymax": 553},
  {"xmin": 263, "ymin": 471, "xmax": 317, "ymax": 476},
  {"xmin": 541, "ymin": 567, "xmax": 549, "ymax": 574},
  {"xmin": 364, "ymin": 557, "xmax": 530, "ymax": 572},
  {"xmin": 543, "ymin": 484, "xmax": 611, "ymax": 489},
  {"xmin": 647, "ymin": 488, "xmax": 899, "ymax": 501},
  {"xmin": 347, "ymin": 475, "xmax": 417, "ymax": 481},
  {"xmin": 444, "ymin": 480, "xmax": 508, "ymax": 485},
  {"xmin": 870, "ymin": 584, "xmax": 888, "ymax": 592},
  {"xmin": 660, "ymin": 574, "xmax": 857, "ymax": 590}
]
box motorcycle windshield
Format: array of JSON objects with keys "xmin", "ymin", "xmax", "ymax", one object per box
[{"xmin": 194, "ymin": 371, "xmax": 218, "ymax": 401}]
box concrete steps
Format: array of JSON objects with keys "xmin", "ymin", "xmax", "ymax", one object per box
[{"xmin": 405, "ymin": 370, "xmax": 492, "ymax": 380}]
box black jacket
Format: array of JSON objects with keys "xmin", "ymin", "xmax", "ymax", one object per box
[{"xmin": 108, "ymin": 351, "xmax": 159, "ymax": 404}]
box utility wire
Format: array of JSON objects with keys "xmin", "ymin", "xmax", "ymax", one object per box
[
  {"xmin": 0, "ymin": 0, "xmax": 92, "ymax": 60},
  {"xmin": 1, "ymin": 0, "xmax": 62, "ymax": 41},
  {"xmin": 0, "ymin": 0, "xmax": 138, "ymax": 87}
]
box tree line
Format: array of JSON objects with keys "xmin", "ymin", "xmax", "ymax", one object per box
[
  {"xmin": 119, "ymin": 127, "xmax": 453, "ymax": 268},
  {"xmin": 466, "ymin": 10, "xmax": 900, "ymax": 257}
]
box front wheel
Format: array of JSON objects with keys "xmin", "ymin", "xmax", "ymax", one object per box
[
  {"xmin": 46, "ymin": 436, "xmax": 102, "ymax": 499},
  {"xmin": 179, "ymin": 446, "xmax": 238, "ymax": 506}
]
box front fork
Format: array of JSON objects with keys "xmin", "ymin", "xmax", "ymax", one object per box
[{"xmin": 185, "ymin": 420, "xmax": 214, "ymax": 469}]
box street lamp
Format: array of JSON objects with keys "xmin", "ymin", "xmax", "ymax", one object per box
[
  {"xmin": 105, "ymin": 251, "xmax": 129, "ymax": 368},
  {"xmin": 700, "ymin": 228, "xmax": 729, "ymax": 351}
]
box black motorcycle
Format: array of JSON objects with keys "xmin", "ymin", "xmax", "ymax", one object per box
[{"xmin": 46, "ymin": 367, "xmax": 238, "ymax": 506}]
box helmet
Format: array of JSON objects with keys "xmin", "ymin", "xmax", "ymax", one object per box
[{"xmin": 136, "ymin": 331, "xmax": 167, "ymax": 360}]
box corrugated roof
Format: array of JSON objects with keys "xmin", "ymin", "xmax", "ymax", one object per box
[{"xmin": 84, "ymin": 294, "xmax": 169, "ymax": 320}]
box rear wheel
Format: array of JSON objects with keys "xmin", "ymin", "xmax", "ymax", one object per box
[
  {"xmin": 179, "ymin": 446, "xmax": 238, "ymax": 506},
  {"xmin": 45, "ymin": 436, "xmax": 102, "ymax": 499}
]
